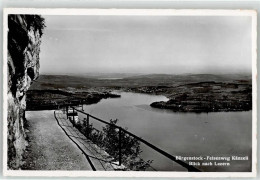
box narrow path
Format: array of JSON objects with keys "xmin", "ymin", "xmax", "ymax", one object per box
[
  {"xmin": 22, "ymin": 110, "xmax": 93, "ymax": 170},
  {"xmin": 54, "ymin": 110, "xmax": 121, "ymax": 171}
]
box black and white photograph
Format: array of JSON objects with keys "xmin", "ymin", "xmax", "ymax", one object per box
[{"xmin": 3, "ymin": 9, "xmax": 257, "ymax": 177}]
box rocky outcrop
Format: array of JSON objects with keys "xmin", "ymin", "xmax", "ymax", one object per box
[{"xmin": 7, "ymin": 15, "xmax": 45, "ymax": 169}]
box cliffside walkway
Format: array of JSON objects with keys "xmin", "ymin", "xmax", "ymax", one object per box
[{"xmin": 23, "ymin": 110, "xmax": 93, "ymax": 170}]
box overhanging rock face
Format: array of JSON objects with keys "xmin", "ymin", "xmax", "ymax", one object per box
[{"xmin": 7, "ymin": 15, "xmax": 45, "ymax": 169}]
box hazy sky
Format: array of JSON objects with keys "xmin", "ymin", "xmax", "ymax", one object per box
[{"xmin": 39, "ymin": 15, "xmax": 252, "ymax": 75}]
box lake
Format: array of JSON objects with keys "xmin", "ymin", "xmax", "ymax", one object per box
[{"xmin": 82, "ymin": 91, "xmax": 252, "ymax": 172}]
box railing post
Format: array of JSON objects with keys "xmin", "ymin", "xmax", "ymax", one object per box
[
  {"xmin": 72, "ymin": 107, "xmax": 75, "ymax": 123},
  {"xmin": 118, "ymin": 127, "xmax": 122, "ymax": 166},
  {"xmin": 86, "ymin": 114, "xmax": 90, "ymax": 139},
  {"xmin": 66, "ymin": 106, "xmax": 68, "ymax": 119}
]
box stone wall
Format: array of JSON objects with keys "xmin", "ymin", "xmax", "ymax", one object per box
[{"xmin": 7, "ymin": 15, "xmax": 45, "ymax": 169}]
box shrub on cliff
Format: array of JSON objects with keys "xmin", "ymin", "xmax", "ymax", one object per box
[
  {"xmin": 102, "ymin": 119, "xmax": 153, "ymax": 171},
  {"xmin": 24, "ymin": 15, "xmax": 46, "ymax": 36},
  {"xmin": 74, "ymin": 118, "xmax": 153, "ymax": 170}
]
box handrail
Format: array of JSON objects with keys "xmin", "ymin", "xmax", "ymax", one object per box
[
  {"xmin": 72, "ymin": 107, "xmax": 201, "ymax": 172},
  {"xmin": 120, "ymin": 128, "xmax": 199, "ymax": 172},
  {"xmin": 74, "ymin": 108, "xmax": 121, "ymax": 128}
]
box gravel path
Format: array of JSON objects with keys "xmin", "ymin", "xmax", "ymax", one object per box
[{"xmin": 22, "ymin": 110, "xmax": 93, "ymax": 170}]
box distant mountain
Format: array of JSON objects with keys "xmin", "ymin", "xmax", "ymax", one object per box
[
  {"xmin": 125, "ymin": 73, "xmax": 251, "ymax": 83},
  {"xmin": 42, "ymin": 73, "xmax": 143, "ymax": 79},
  {"xmin": 30, "ymin": 73, "xmax": 251, "ymax": 90}
]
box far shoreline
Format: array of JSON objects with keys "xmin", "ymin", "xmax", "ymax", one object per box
[{"xmin": 26, "ymin": 73, "xmax": 252, "ymax": 113}]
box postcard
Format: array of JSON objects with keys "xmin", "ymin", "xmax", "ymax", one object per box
[{"xmin": 3, "ymin": 8, "xmax": 257, "ymax": 177}]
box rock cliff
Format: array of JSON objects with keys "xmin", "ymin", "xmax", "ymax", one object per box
[{"xmin": 7, "ymin": 15, "xmax": 45, "ymax": 169}]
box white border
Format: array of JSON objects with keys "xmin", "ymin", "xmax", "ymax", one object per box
[{"xmin": 2, "ymin": 8, "xmax": 257, "ymax": 178}]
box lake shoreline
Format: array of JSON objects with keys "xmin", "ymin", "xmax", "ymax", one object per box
[
  {"xmin": 121, "ymin": 81, "xmax": 252, "ymax": 113},
  {"xmin": 26, "ymin": 82, "xmax": 252, "ymax": 113},
  {"xmin": 26, "ymin": 89, "xmax": 120, "ymax": 111},
  {"xmin": 27, "ymin": 74, "xmax": 252, "ymax": 112}
]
